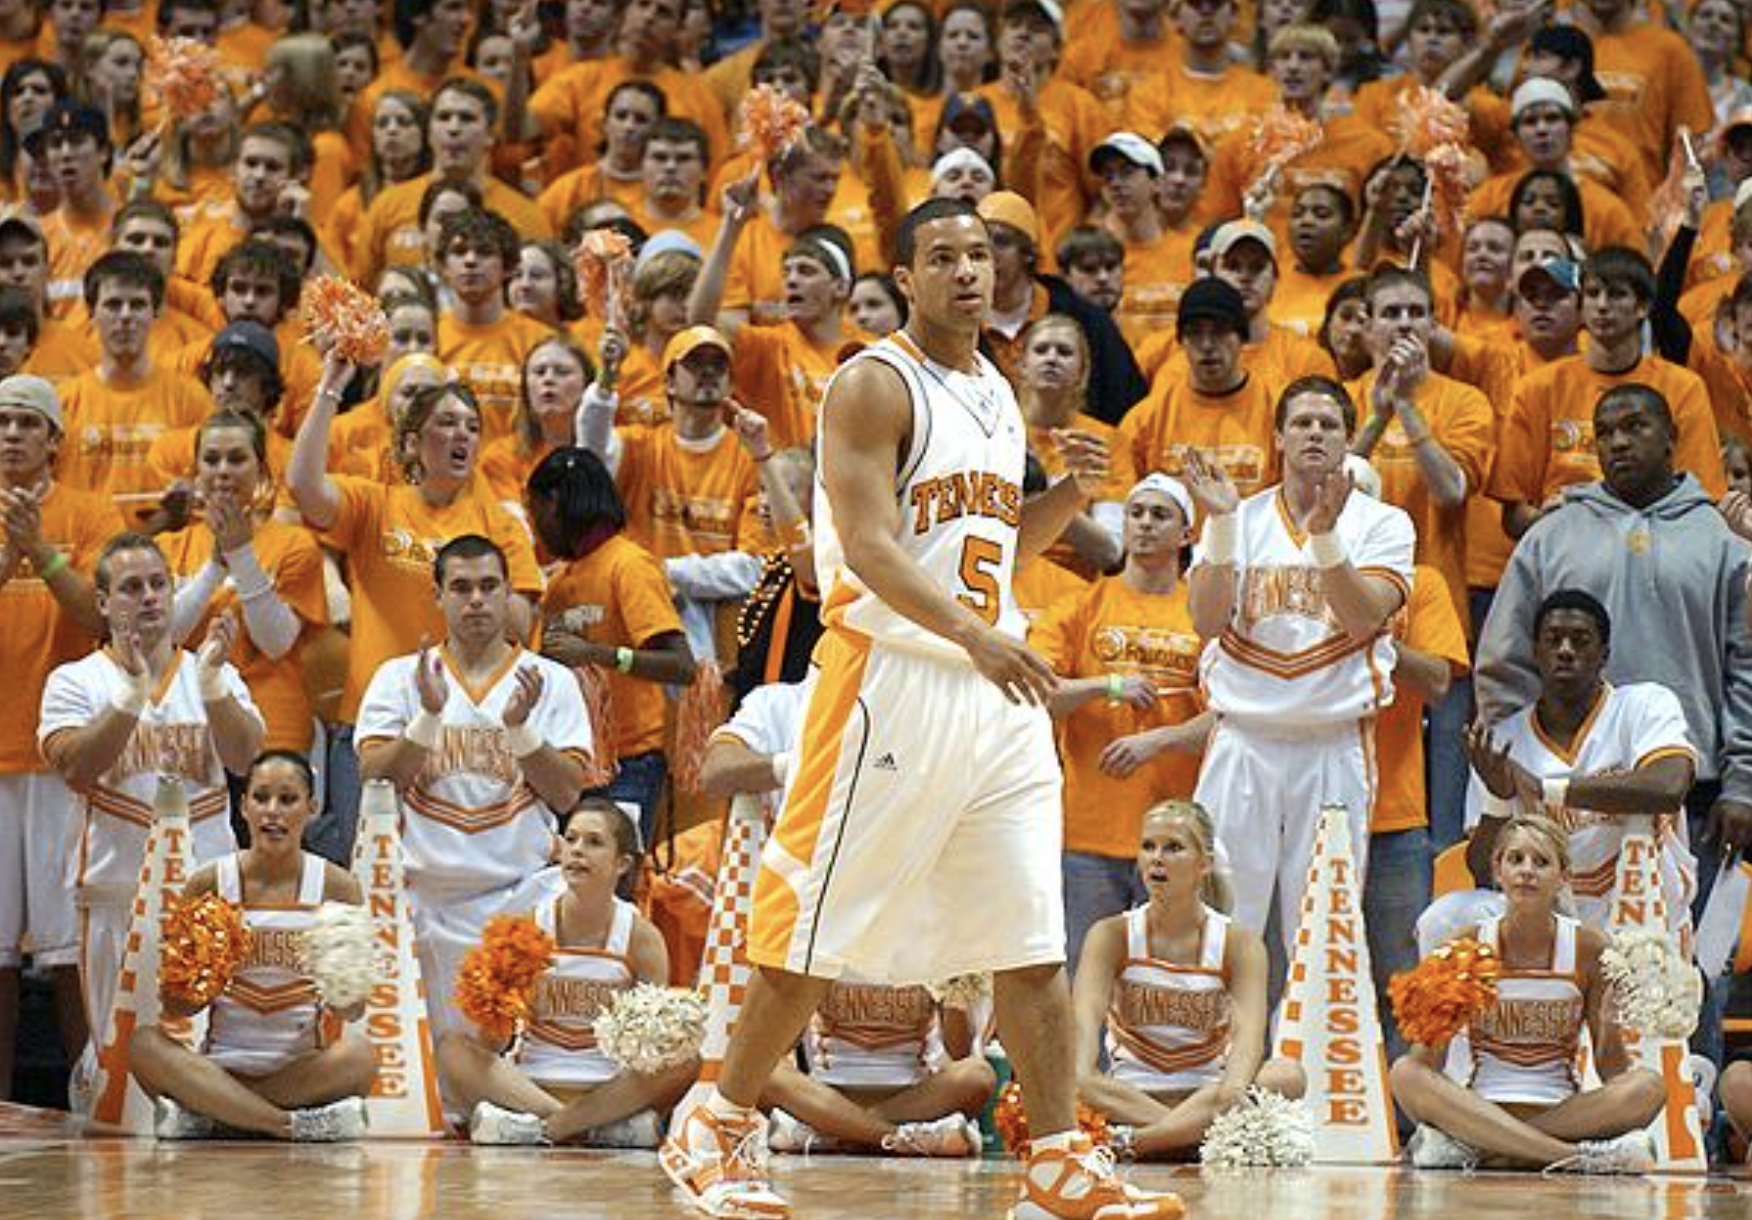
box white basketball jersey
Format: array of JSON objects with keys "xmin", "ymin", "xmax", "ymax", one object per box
[
  {"xmin": 1463, "ymin": 682, "xmax": 1698, "ymax": 942},
  {"xmin": 514, "ymin": 897, "xmax": 636, "ymax": 1088},
  {"xmin": 803, "ymin": 975, "xmax": 945, "ymax": 1089},
  {"xmin": 205, "ymin": 853, "xmax": 327, "ymax": 1075},
  {"xmin": 38, "ymin": 649, "xmax": 252, "ymax": 895},
  {"xmin": 1467, "ymin": 914, "xmax": 1586, "ymax": 1105},
  {"xmin": 1195, "ymin": 487, "xmax": 1415, "ymax": 724},
  {"xmin": 1105, "ymin": 906, "xmax": 1232, "ymax": 1092},
  {"xmin": 814, "ymin": 332, "xmax": 1028, "ymax": 662},
  {"xmin": 356, "ymin": 647, "xmax": 591, "ymax": 900}
]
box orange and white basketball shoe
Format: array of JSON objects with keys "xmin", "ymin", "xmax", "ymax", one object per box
[
  {"xmin": 1009, "ymin": 1134, "xmax": 1186, "ymax": 1220},
  {"xmin": 661, "ymin": 1104, "xmax": 791, "ymax": 1219}
]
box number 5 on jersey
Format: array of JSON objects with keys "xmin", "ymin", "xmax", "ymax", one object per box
[{"xmin": 957, "ymin": 538, "xmax": 1003, "ymax": 626}]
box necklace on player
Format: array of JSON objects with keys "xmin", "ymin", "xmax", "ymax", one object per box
[{"xmin": 915, "ymin": 352, "xmax": 1002, "ymax": 435}]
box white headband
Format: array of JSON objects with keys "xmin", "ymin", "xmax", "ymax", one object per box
[
  {"xmin": 1127, "ymin": 472, "xmax": 1195, "ymax": 523},
  {"xmin": 794, "ymin": 236, "xmax": 852, "ymax": 284},
  {"xmin": 931, "ymin": 146, "xmax": 995, "ymax": 187}
]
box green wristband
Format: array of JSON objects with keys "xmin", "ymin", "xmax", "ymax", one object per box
[
  {"xmin": 36, "ymin": 550, "xmax": 68, "ymax": 581},
  {"xmin": 615, "ymin": 646, "xmax": 635, "ymax": 674},
  {"xmin": 1106, "ymin": 673, "xmax": 1125, "ymax": 704}
]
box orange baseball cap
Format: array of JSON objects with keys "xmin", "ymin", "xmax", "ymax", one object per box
[
  {"xmin": 977, "ymin": 190, "xmax": 1040, "ymax": 247},
  {"xmin": 662, "ymin": 325, "xmax": 733, "ymax": 370}
]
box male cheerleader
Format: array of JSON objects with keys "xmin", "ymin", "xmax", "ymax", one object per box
[
  {"xmin": 1182, "ymin": 377, "xmax": 1416, "ymax": 958},
  {"xmin": 660, "ymin": 197, "xmax": 1183, "ymax": 1218}
]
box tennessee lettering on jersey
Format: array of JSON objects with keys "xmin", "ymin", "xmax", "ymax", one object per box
[
  {"xmin": 1472, "ymin": 996, "xmax": 1586, "ymax": 1046},
  {"xmin": 112, "ymin": 723, "xmax": 214, "ymax": 787},
  {"xmin": 907, "ymin": 471, "xmax": 1023, "ymax": 533},
  {"xmin": 419, "ymin": 725, "xmax": 518, "ymax": 789},
  {"xmin": 1112, "ymin": 979, "xmax": 1230, "ymax": 1032},
  {"xmin": 818, "ymin": 982, "xmax": 935, "ymax": 1045},
  {"xmin": 1237, "ymin": 565, "xmax": 1341, "ymax": 634},
  {"xmin": 241, "ymin": 927, "xmax": 310, "ymax": 974},
  {"xmin": 529, "ymin": 974, "xmax": 625, "ymax": 1023},
  {"xmin": 381, "ymin": 529, "xmax": 452, "ymax": 568},
  {"xmin": 452, "ymin": 360, "xmax": 521, "ymax": 423}
]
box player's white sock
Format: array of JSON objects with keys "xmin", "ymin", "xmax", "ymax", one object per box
[{"xmin": 704, "ymin": 1089, "xmax": 756, "ymax": 1122}]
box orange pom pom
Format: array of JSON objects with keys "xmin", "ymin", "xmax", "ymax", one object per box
[
  {"xmin": 1649, "ymin": 127, "xmax": 1700, "ymax": 251},
  {"xmin": 1388, "ymin": 936, "xmax": 1500, "ymax": 1047},
  {"xmin": 1250, "ymin": 106, "xmax": 1324, "ymax": 176},
  {"xmin": 739, "ymin": 84, "xmax": 811, "ymax": 165},
  {"xmin": 993, "ymin": 1080, "xmax": 1111, "ymax": 1158},
  {"xmin": 1397, "ymin": 86, "xmax": 1470, "ymax": 158},
  {"xmin": 455, "ymin": 914, "xmax": 557, "ymax": 1042},
  {"xmin": 672, "ymin": 661, "xmax": 728, "ymax": 796},
  {"xmin": 1424, "ymin": 143, "xmax": 1474, "ymax": 236},
  {"xmin": 160, "ymin": 891, "xmax": 253, "ymax": 1008},
  {"xmin": 574, "ymin": 664, "xmax": 619, "ymax": 788},
  {"xmin": 301, "ymin": 275, "xmax": 390, "ymax": 366},
  {"xmin": 573, "ymin": 228, "xmax": 634, "ymax": 322},
  {"xmin": 147, "ymin": 36, "xmax": 225, "ymax": 121}
]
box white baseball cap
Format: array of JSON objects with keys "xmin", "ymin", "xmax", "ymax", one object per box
[
  {"xmin": 1091, "ymin": 132, "xmax": 1165, "ymax": 177},
  {"xmin": 1127, "ymin": 472, "xmax": 1195, "ymax": 524}
]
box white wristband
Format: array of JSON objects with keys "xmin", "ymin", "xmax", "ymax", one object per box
[
  {"xmin": 1482, "ymin": 793, "xmax": 1514, "ymax": 821},
  {"xmin": 1542, "ymin": 776, "xmax": 1570, "ymax": 811},
  {"xmin": 111, "ymin": 682, "xmax": 148, "ymax": 717},
  {"xmin": 406, "ymin": 709, "xmax": 442, "ymax": 749},
  {"xmin": 222, "ymin": 544, "xmax": 273, "ymax": 602},
  {"xmin": 1203, "ymin": 513, "xmax": 1238, "ymax": 565},
  {"xmin": 771, "ymin": 751, "xmax": 794, "ymax": 789},
  {"xmin": 1308, "ymin": 531, "xmax": 1347, "ymax": 569},
  {"xmin": 506, "ymin": 722, "xmax": 542, "ymax": 758},
  {"xmin": 197, "ymin": 665, "xmax": 228, "ymax": 703}
]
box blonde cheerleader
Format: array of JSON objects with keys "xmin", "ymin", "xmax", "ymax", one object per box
[
  {"xmin": 1073, "ymin": 800, "xmax": 1305, "ymax": 1159},
  {"xmin": 436, "ymin": 799, "xmax": 693, "ymax": 1146},
  {"xmin": 129, "ymin": 752, "xmax": 377, "ymax": 1141},
  {"xmin": 1390, "ymin": 815, "xmax": 1665, "ymax": 1172}
]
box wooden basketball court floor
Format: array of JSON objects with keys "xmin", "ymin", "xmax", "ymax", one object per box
[{"xmin": 2, "ymin": 1103, "xmax": 1748, "ymax": 1220}]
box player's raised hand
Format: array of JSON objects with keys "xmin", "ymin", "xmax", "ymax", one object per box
[
  {"xmin": 1181, "ymin": 449, "xmax": 1240, "ymax": 517},
  {"xmin": 1051, "ymin": 428, "xmax": 1109, "ymax": 497},
  {"xmin": 963, "ymin": 627, "xmax": 1058, "ymax": 707},
  {"xmin": 414, "ymin": 638, "xmax": 449, "ymax": 715},
  {"xmin": 502, "ymin": 665, "xmax": 544, "ymax": 729},
  {"xmin": 1305, "ymin": 467, "xmax": 1352, "ymax": 535}
]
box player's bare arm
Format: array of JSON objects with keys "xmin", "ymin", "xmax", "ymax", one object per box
[{"xmin": 822, "ymin": 358, "xmax": 1056, "ymax": 705}]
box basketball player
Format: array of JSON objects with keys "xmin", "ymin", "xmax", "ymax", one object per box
[
  {"xmin": 39, "ymin": 534, "xmax": 263, "ymax": 1059},
  {"xmin": 1181, "ymin": 377, "xmax": 1415, "ymax": 957},
  {"xmin": 660, "ymin": 197, "xmax": 1183, "ymax": 1220},
  {"xmin": 129, "ymin": 752, "xmax": 376, "ymax": 1141},
  {"xmin": 356, "ymin": 535, "xmax": 590, "ymax": 1038}
]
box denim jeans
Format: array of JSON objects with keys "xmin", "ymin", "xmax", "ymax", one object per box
[
  {"xmin": 1061, "ymin": 851, "xmax": 1146, "ymax": 976},
  {"xmin": 585, "ymin": 750, "xmax": 668, "ymax": 849},
  {"xmin": 306, "ymin": 723, "xmax": 361, "ymax": 867},
  {"xmin": 1363, "ymin": 826, "xmax": 1433, "ymax": 1062},
  {"xmin": 1426, "ymin": 588, "xmax": 1495, "ymax": 849}
]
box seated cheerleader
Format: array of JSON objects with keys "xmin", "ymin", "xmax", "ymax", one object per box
[
  {"xmin": 435, "ymin": 799, "xmax": 694, "ymax": 1146},
  {"xmin": 1390, "ymin": 814, "xmax": 1666, "ymax": 1173},
  {"xmin": 1723, "ymin": 1061, "xmax": 1752, "ymax": 1162},
  {"xmin": 759, "ymin": 977, "xmax": 995, "ymax": 1157},
  {"xmin": 129, "ymin": 752, "xmax": 377, "ymax": 1141},
  {"xmin": 1073, "ymin": 799, "xmax": 1306, "ymax": 1160}
]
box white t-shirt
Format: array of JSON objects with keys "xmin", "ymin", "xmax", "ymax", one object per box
[
  {"xmin": 356, "ymin": 647, "xmax": 592, "ymax": 899},
  {"xmin": 39, "ymin": 649, "xmax": 255, "ymax": 895}
]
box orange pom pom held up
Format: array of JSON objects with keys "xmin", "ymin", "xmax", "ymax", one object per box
[
  {"xmin": 455, "ymin": 914, "xmax": 557, "ymax": 1042},
  {"xmin": 1397, "ymin": 86, "xmax": 1470, "ymax": 158},
  {"xmin": 1388, "ymin": 936, "xmax": 1500, "ymax": 1048},
  {"xmin": 302, "ymin": 276, "xmax": 391, "ymax": 366},
  {"xmin": 740, "ymin": 84, "xmax": 812, "ymax": 165},
  {"xmin": 994, "ymin": 1081, "xmax": 1111, "ymax": 1158},
  {"xmin": 147, "ymin": 36, "xmax": 225, "ymax": 121},
  {"xmin": 160, "ymin": 891, "xmax": 253, "ymax": 1009},
  {"xmin": 574, "ymin": 228, "xmax": 635, "ymax": 323}
]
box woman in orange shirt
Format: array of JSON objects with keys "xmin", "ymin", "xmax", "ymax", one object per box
[
  {"xmin": 153, "ymin": 85, "xmax": 242, "ymax": 216},
  {"xmin": 77, "ymin": 31, "xmax": 147, "ymax": 152},
  {"xmin": 328, "ymin": 351, "xmax": 448, "ymax": 484},
  {"xmin": 479, "ymin": 335, "xmax": 593, "ymax": 521},
  {"xmin": 288, "ymin": 353, "xmax": 544, "ymax": 861},
  {"xmin": 508, "ymin": 239, "xmax": 583, "ymax": 333},
  {"xmin": 0, "ymin": 58, "xmax": 62, "ymax": 205},
  {"xmin": 529, "ymin": 446, "xmax": 695, "ymax": 845},
  {"xmin": 158, "ymin": 411, "xmax": 329, "ymax": 753},
  {"xmin": 260, "ymin": 35, "xmax": 357, "ymax": 224},
  {"xmin": 326, "ymin": 91, "xmax": 430, "ymax": 282},
  {"xmin": 1453, "ymin": 215, "xmax": 1517, "ymax": 342}
]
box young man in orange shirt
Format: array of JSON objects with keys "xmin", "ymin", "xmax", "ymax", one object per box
[
  {"xmin": 628, "ymin": 117, "xmax": 722, "ymax": 252},
  {"xmin": 1134, "ymin": 0, "xmax": 1277, "ymax": 147},
  {"xmin": 1493, "ymin": 247, "xmax": 1727, "ymax": 539},
  {"xmin": 30, "ymin": 101, "xmax": 118, "ymax": 320},
  {"xmin": 0, "ymin": 373, "xmax": 120, "ymax": 1100},
  {"xmin": 435, "ymin": 209, "xmax": 554, "ymax": 448},
  {"xmin": 1, "ymin": 216, "xmax": 94, "ymax": 385},
  {"xmin": 176, "ymin": 122, "xmax": 316, "ymax": 291},
  {"xmin": 718, "ymin": 128, "xmax": 847, "ymax": 328},
  {"xmin": 1573, "ymin": 0, "xmax": 1715, "ymax": 184},
  {"xmin": 1091, "ymin": 133, "xmax": 1195, "ymax": 348}
]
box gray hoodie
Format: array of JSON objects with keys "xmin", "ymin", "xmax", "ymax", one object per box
[{"xmin": 1475, "ymin": 474, "xmax": 1752, "ymax": 801}]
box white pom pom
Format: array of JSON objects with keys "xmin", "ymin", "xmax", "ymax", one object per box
[
  {"xmin": 299, "ymin": 902, "xmax": 379, "ymax": 1010},
  {"xmin": 593, "ymin": 984, "xmax": 708, "ymax": 1074},
  {"xmin": 926, "ymin": 973, "xmax": 992, "ymax": 1009},
  {"xmin": 1199, "ymin": 1088, "xmax": 1316, "ymax": 1168},
  {"xmin": 1599, "ymin": 926, "xmax": 1702, "ymax": 1039}
]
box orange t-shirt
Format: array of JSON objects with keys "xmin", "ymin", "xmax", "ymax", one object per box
[
  {"xmin": 1270, "ymin": 263, "xmax": 1352, "ymax": 338},
  {"xmin": 1586, "ymin": 18, "xmax": 1716, "ymax": 183},
  {"xmin": 353, "ymin": 172, "xmax": 553, "ymax": 288},
  {"xmin": 730, "ymin": 321, "xmax": 849, "ymax": 451},
  {"xmin": 1465, "ymin": 171, "xmax": 1642, "ymax": 262},
  {"xmin": 24, "ymin": 317, "xmax": 98, "ymax": 385},
  {"xmin": 478, "ymin": 436, "xmax": 552, "ymax": 516},
  {"xmin": 528, "ymin": 56, "xmax": 729, "ymax": 175},
  {"xmin": 328, "ymin": 400, "xmax": 403, "ymax": 484},
  {"xmin": 1348, "ymin": 370, "xmax": 1495, "ymax": 631},
  {"xmin": 155, "ymin": 518, "xmax": 329, "ymax": 751},
  {"xmin": 1029, "ymin": 576, "xmax": 1205, "ymax": 859},
  {"xmin": 436, "ymin": 312, "xmax": 555, "ymax": 448},
  {"xmin": 1490, "ymin": 354, "xmax": 1726, "ymax": 505},
  {"xmin": 540, "ymin": 533, "xmax": 685, "ymax": 758},
  {"xmin": 1110, "ymin": 225, "xmax": 1197, "ymax": 349},
  {"xmin": 614, "ymin": 424, "xmax": 761, "ymax": 561},
  {"xmin": 320, "ymin": 476, "xmax": 545, "ymax": 722},
  {"xmin": 1120, "ymin": 373, "xmax": 1281, "ymax": 498},
  {"xmin": 0, "ymin": 482, "xmax": 120, "ymax": 774},
  {"xmin": 1208, "ymin": 112, "xmax": 1396, "ymax": 248},
  {"xmin": 975, "ymin": 76, "xmax": 1107, "ymax": 251},
  {"xmin": 40, "ymin": 205, "xmax": 114, "ymax": 319},
  {"xmin": 1014, "ymin": 556, "xmax": 1090, "ymax": 622},
  {"xmin": 1371, "ymin": 564, "xmax": 1470, "ymax": 834},
  {"xmin": 1445, "ymin": 331, "xmax": 1524, "ymax": 593},
  {"xmin": 1684, "ymin": 327, "xmax": 1752, "ymax": 445},
  {"xmin": 1128, "ymin": 59, "xmax": 1278, "ymax": 150},
  {"xmin": 56, "ymin": 364, "xmax": 215, "ymax": 518},
  {"xmin": 1030, "ymin": 411, "xmax": 1137, "ymax": 580},
  {"xmin": 538, "ymin": 162, "xmax": 645, "ymax": 234}
]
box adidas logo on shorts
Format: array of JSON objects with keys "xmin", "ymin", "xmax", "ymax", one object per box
[{"xmin": 872, "ymin": 752, "xmax": 898, "ymax": 772}]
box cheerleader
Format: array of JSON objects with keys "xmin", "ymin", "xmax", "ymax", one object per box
[
  {"xmin": 1073, "ymin": 800, "xmax": 1306, "ymax": 1160},
  {"xmin": 1389, "ymin": 815, "xmax": 1666, "ymax": 1172},
  {"xmin": 435, "ymin": 799, "xmax": 693, "ymax": 1147},
  {"xmin": 128, "ymin": 752, "xmax": 376, "ymax": 1141},
  {"xmin": 760, "ymin": 979, "xmax": 995, "ymax": 1157}
]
